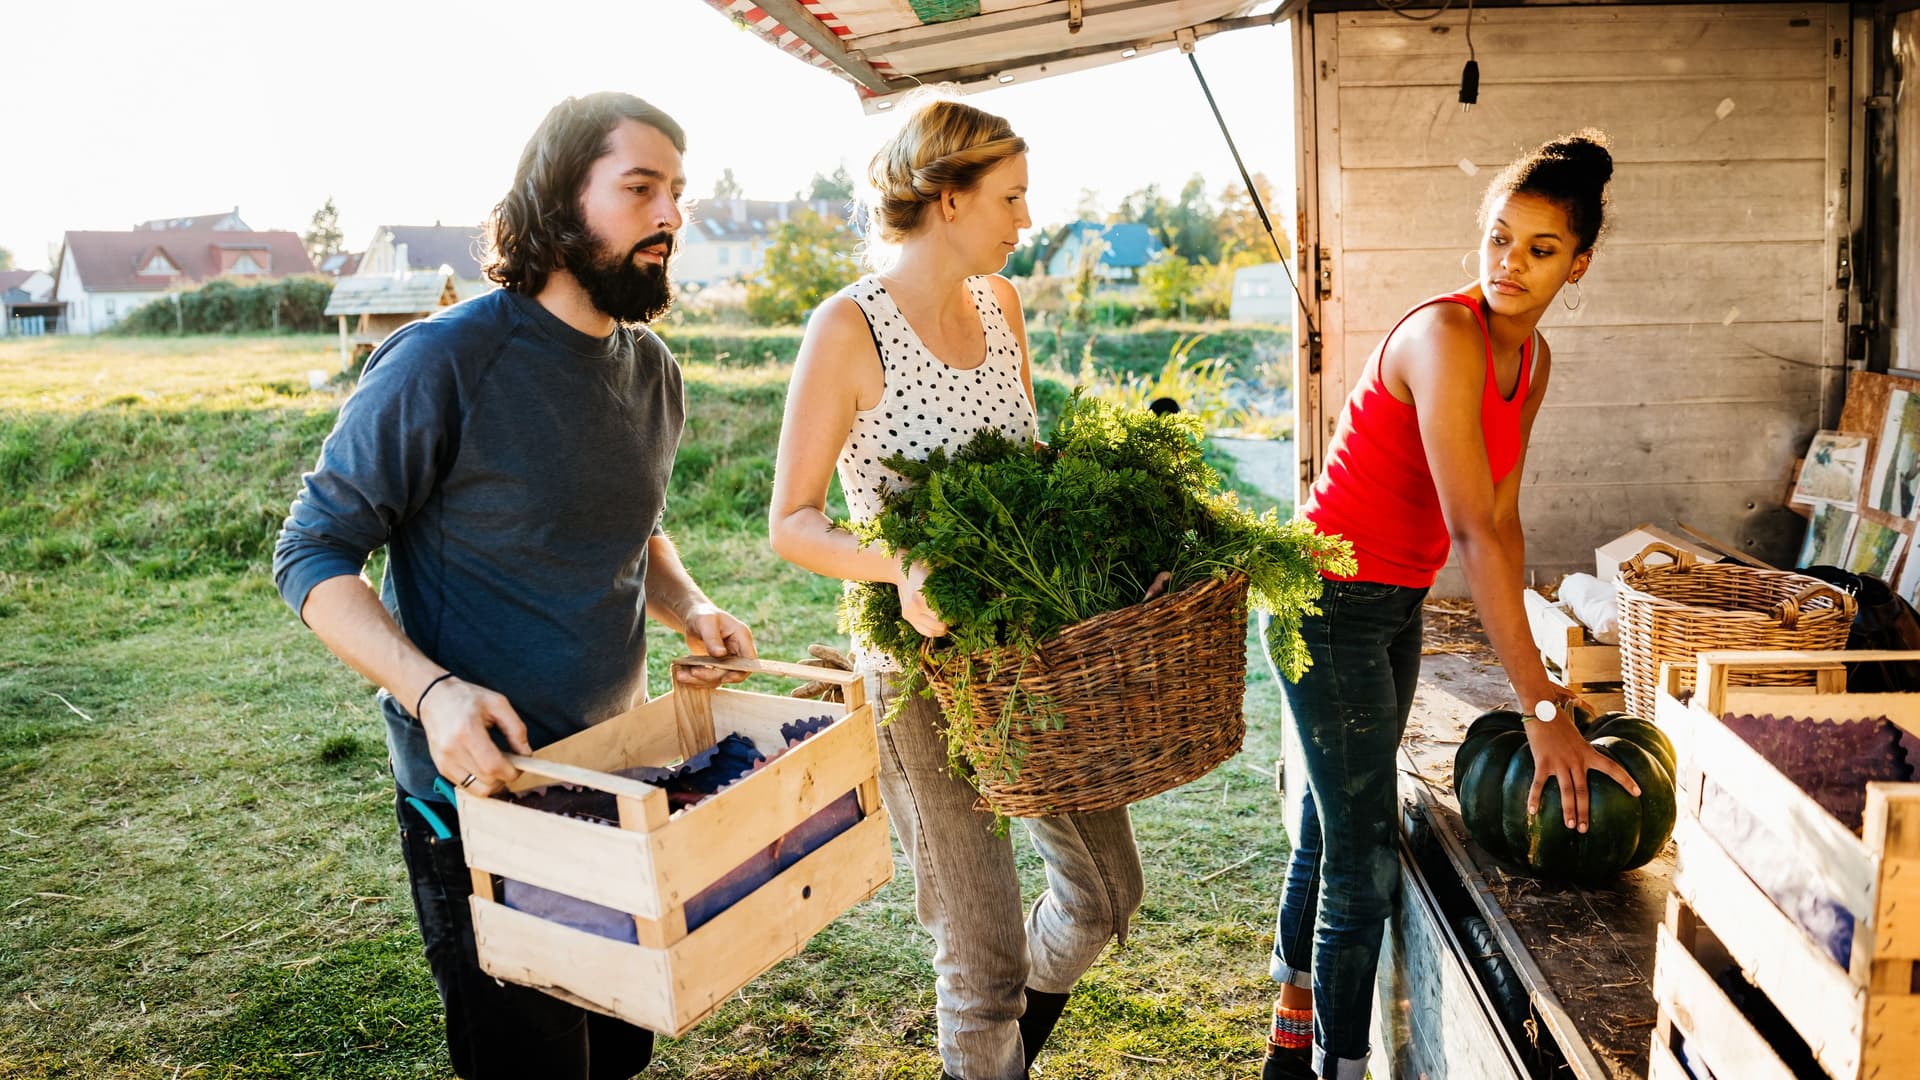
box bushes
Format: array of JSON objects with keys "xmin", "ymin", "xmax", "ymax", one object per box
[
  {"xmin": 1026, "ymin": 321, "xmax": 1290, "ymax": 386},
  {"xmin": 656, "ymin": 328, "xmax": 805, "ymax": 367},
  {"xmin": 112, "ymin": 276, "xmax": 336, "ymax": 335}
]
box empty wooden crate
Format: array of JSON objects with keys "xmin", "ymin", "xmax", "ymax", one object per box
[
  {"xmin": 1525, "ymin": 588, "xmax": 1625, "ymax": 712},
  {"xmin": 1651, "ymin": 650, "xmax": 1920, "ymax": 1079},
  {"xmin": 455, "ymin": 655, "xmax": 894, "ymax": 1037}
]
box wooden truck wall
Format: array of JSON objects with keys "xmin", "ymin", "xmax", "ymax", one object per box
[{"xmin": 1291, "ymin": 2, "xmax": 1856, "ymax": 592}]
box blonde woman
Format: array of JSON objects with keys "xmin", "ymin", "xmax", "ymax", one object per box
[{"xmin": 769, "ymin": 98, "xmax": 1143, "ymax": 1080}]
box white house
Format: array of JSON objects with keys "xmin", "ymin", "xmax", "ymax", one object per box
[
  {"xmin": 676, "ymin": 197, "xmax": 848, "ymax": 286},
  {"xmin": 52, "ymin": 228, "xmax": 314, "ymax": 333},
  {"xmin": 137, "ymin": 207, "xmax": 249, "ymax": 232},
  {"xmin": 356, "ymin": 225, "xmax": 492, "ymax": 300},
  {"xmin": 1228, "ymin": 263, "xmax": 1294, "ymax": 324},
  {"xmin": 1, "ymin": 270, "xmax": 62, "ymax": 336}
]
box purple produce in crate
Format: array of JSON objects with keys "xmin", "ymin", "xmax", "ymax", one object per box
[
  {"xmin": 498, "ymin": 718, "xmax": 853, "ymax": 941},
  {"xmin": 1719, "ymin": 712, "xmax": 1912, "ymax": 832}
]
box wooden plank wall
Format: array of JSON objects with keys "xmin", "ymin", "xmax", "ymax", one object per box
[
  {"xmin": 1900, "ymin": 9, "xmax": 1919, "ymax": 374},
  {"xmin": 1309, "ymin": 3, "xmax": 1850, "ymax": 591}
]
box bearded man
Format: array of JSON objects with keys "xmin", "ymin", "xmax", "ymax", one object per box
[{"xmin": 273, "ymin": 92, "xmax": 753, "ymax": 1079}]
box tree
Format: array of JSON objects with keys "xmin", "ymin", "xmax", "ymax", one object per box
[
  {"xmin": 1138, "ymin": 253, "xmax": 1204, "ymax": 318},
  {"xmin": 1167, "ymin": 175, "xmax": 1220, "ymax": 264},
  {"xmin": 803, "ymin": 164, "xmax": 855, "ymax": 204},
  {"xmin": 1109, "ymin": 182, "xmax": 1169, "ymax": 232},
  {"xmin": 1217, "ymin": 173, "xmax": 1287, "ymax": 259},
  {"xmin": 0, "ymin": 246, "xmax": 13, "ymax": 271},
  {"xmin": 303, "ymin": 197, "xmax": 344, "ymax": 265},
  {"xmin": 746, "ymin": 210, "xmax": 859, "ymax": 326},
  {"xmin": 1073, "ymin": 188, "xmax": 1104, "ymax": 223},
  {"xmin": 1110, "ymin": 176, "xmax": 1218, "ymax": 263},
  {"xmin": 712, "ymin": 168, "xmax": 744, "ymax": 201},
  {"xmin": 1066, "ymin": 233, "xmax": 1107, "ymax": 329}
]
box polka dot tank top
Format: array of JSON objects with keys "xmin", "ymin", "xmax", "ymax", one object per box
[
  {"xmin": 836, "ymin": 274, "xmax": 1036, "ymax": 525},
  {"xmin": 836, "ymin": 274, "xmax": 1036, "ymax": 672}
]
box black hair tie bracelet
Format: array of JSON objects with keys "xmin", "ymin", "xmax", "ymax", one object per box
[{"xmin": 415, "ymin": 672, "xmax": 456, "ymax": 719}]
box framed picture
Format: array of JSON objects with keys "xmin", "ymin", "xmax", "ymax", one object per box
[
  {"xmin": 1798, "ymin": 503, "xmax": 1857, "ymax": 569},
  {"xmin": 1897, "ymin": 546, "xmax": 1920, "ymax": 607},
  {"xmin": 1792, "ymin": 431, "xmax": 1872, "ymax": 509},
  {"xmin": 1867, "ymin": 390, "xmax": 1920, "ymax": 517},
  {"xmin": 1845, "ymin": 518, "xmax": 1908, "ymax": 582}
]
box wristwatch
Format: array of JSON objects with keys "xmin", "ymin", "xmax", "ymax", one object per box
[{"xmin": 1532, "ymin": 699, "xmax": 1558, "ymax": 723}]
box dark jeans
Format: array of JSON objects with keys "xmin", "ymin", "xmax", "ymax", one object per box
[
  {"xmin": 396, "ymin": 793, "xmax": 655, "ymax": 1080},
  {"xmin": 1268, "ymin": 579, "xmax": 1427, "ymax": 1078}
]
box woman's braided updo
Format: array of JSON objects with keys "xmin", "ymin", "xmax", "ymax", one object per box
[{"xmin": 864, "ymin": 95, "xmax": 1028, "ymax": 245}]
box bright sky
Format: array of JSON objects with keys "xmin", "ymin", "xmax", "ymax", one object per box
[{"xmin": 2, "ymin": 1, "xmax": 1294, "ymax": 272}]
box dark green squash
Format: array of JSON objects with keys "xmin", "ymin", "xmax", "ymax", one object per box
[{"xmin": 1453, "ymin": 707, "xmax": 1677, "ymax": 880}]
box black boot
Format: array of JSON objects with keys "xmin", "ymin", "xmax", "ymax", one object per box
[
  {"xmin": 1262, "ymin": 1041, "xmax": 1316, "ymax": 1080},
  {"xmin": 1019, "ymin": 987, "xmax": 1070, "ymax": 1070}
]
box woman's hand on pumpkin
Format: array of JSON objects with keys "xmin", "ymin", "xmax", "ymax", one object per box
[
  {"xmin": 897, "ymin": 561, "xmax": 949, "ymax": 638},
  {"xmin": 1522, "ymin": 698, "xmax": 1640, "ymax": 832}
]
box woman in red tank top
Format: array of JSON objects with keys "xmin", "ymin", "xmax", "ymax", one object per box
[{"xmin": 1260, "ymin": 133, "xmax": 1644, "ymax": 1080}]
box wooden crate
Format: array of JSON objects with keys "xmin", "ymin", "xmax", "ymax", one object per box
[
  {"xmin": 1526, "ymin": 589, "xmax": 1626, "ymax": 712},
  {"xmin": 456, "ymin": 655, "xmax": 894, "ymax": 1037},
  {"xmin": 1650, "ymin": 650, "xmax": 1920, "ymax": 1079}
]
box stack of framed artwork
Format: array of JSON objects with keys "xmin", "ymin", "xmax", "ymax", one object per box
[{"xmin": 1795, "ymin": 371, "xmax": 1920, "ymax": 604}]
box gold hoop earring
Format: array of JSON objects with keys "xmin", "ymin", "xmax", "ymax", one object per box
[
  {"xmin": 1562, "ymin": 279, "xmax": 1583, "ymax": 310},
  {"xmin": 1460, "ymin": 251, "xmax": 1476, "ymax": 277}
]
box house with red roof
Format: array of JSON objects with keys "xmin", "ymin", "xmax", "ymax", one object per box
[{"xmin": 52, "ymin": 226, "xmax": 314, "ymax": 333}]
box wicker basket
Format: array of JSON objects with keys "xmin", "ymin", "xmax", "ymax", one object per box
[
  {"xmin": 1615, "ymin": 542, "xmax": 1855, "ymax": 716},
  {"xmin": 921, "ymin": 573, "xmax": 1250, "ymax": 817}
]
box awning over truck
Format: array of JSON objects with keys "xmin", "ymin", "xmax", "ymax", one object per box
[{"xmin": 699, "ymin": 0, "xmax": 1279, "ymax": 111}]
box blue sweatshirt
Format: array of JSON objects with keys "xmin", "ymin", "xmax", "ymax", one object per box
[{"xmin": 273, "ymin": 289, "xmax": 684, "ymax": 800}]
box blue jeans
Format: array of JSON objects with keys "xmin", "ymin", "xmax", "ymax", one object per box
[
  {"xmin": 1269, "ymin": 578, "xmax": 1427, "ymax": 1079},
  {"xmin": 396, "ymin": 793, "xmax": 654, "ymax": 1079}
]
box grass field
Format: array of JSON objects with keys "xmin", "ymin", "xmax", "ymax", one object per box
[{"xmin": 0, "ymin": 333, "xmax": 1296, "ymax": 1079}]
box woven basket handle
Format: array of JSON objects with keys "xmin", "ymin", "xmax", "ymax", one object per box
[
  {"xmin": 1770, "ymin": 582, "xmax": 1855, "ymax": 629},
  {"xmin": 1623, "ymin": 540, "xmax": 1694, "ymax": 577}
]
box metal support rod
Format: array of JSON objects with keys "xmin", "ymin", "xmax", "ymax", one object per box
[{"xmin": 751, "ymin": 0, "xmax": 902, "ymax": 96}]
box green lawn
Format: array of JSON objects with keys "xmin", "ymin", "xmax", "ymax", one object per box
[{"xmin": 0, "ymin": 334, "xmax": 1294, "ymax": 1079}]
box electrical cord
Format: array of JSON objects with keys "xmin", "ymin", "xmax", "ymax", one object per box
[{"xmin": 1374, "ymin": 0, "xmax": 1454, "ymax": 22}]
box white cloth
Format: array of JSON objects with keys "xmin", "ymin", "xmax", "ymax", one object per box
[{"xmin": 1558, "ymin": 571, "xmax": 1620, "ymax": 643}]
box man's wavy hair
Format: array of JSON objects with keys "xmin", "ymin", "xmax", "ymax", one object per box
[{"xmin": 483, "ymin": 93, "xmax": 687, "ymax": 295}]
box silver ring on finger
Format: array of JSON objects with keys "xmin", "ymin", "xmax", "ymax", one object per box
[{"xmin": 460, "ymin": 773, "xmax": 478, "ymax": 789}]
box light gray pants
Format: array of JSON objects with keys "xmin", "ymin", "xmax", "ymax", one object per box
[{"xmin": 871, "ymin": 673, "xmax": 1145, "ymax": 1080}]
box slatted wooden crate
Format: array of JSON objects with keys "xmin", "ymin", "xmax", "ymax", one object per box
[
  {"xmin": 1650, "ymin": 650, "xmax": 1920, "ymax": 1079},
  {"xmin": 455, "ymin": 655, "xmax": 893, "ymax": 1037},
  {"xmin": 1525, "ymin": 589, "xmax": 1626, "ymax": 712}
]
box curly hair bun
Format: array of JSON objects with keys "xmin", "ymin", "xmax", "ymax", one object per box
[
  {"xmin": 1540, "ymin": 129, "xmax": 1614, "ymax": 190},
  {"xmin": 1480, "ymin": 128, "xmax": 1615, "ymax": 252}
]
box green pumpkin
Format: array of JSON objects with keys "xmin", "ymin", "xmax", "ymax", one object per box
[{"xmin": 1453, "ymin": 708, "xmax": 1677, "ymax": 880}]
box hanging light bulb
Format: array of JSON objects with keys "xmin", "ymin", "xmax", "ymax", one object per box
[{"xmin": 1458, "ymin": 0, "xmax": 1478, "ymax": 112}]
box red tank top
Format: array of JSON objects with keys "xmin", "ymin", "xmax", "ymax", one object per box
[{"xmin": 1305, "ymin": 293, "xmax": 1535, "ymax": 587}]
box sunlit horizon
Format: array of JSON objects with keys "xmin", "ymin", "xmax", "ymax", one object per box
[{"xmin": 3, "ymin": 1, "xmax": 1294, "ymax": 275}]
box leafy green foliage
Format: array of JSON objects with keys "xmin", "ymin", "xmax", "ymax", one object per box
[
  {"xmin": 842, "ymin": 393, "xmax": 1352, "ymax": 780},
  {"xmin": 1138, "ymin": 254, "xmax": 1205, "ymax": 318},
  {"xmin": 111, "ymin": 276, "xmax": 337, "ymax": 335},
  {"xmin": 1078, "ymin": 335, "xmax": 1236, "ymax": 432},
  {"xmin": 745, "ymin": 210, "xmax": 860, "ymax": 326}
]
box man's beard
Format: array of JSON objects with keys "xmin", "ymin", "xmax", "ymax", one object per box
[{"xmin": 567, "ymin": 228, "xmax": 675, "ymax": 325}]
